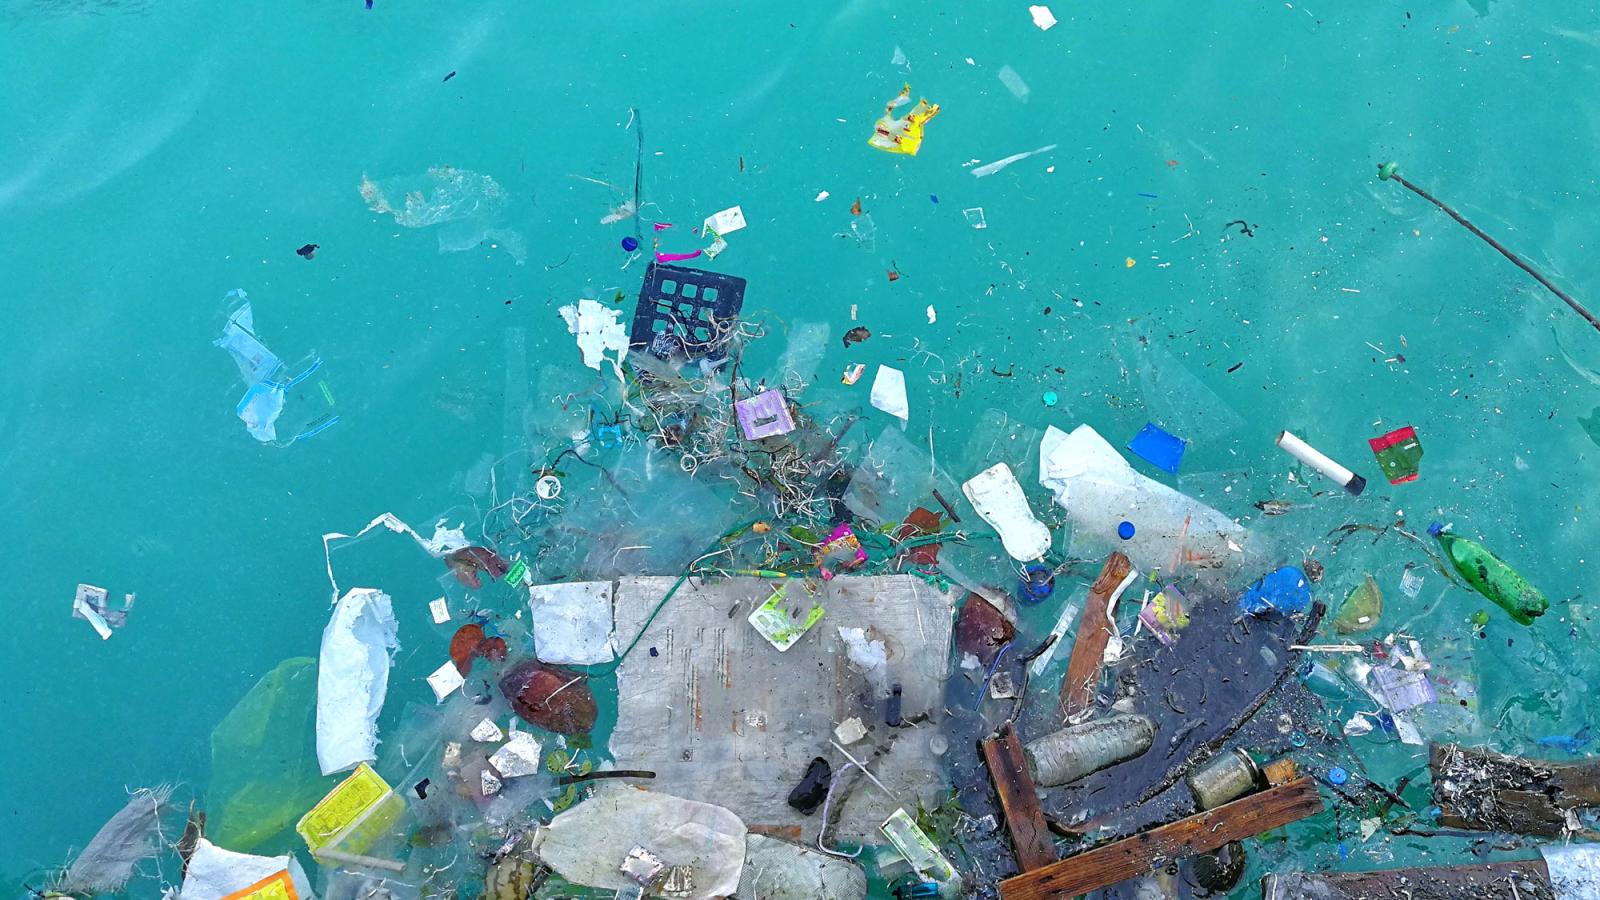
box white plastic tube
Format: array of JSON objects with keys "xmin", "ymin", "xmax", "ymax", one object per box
[{"xmin": 1276, "ymin": 431, "xmax": 1366, "ymax": 496}]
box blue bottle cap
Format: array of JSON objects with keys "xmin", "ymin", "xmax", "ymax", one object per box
[
  {"xmin": 1328, "ymin": 766, "xmax": 1349, "ymax": 785},
  {"xmin": 1427, "ymin": 521, "xmax": 1445, "ymax": 537},
  {"xmin": 621, "ymin": 236, "xmax": 640, "ymax": 252},
  {"xmin": 1117, "ymin": 521, "xmax": 1135, "ymax": 540}
]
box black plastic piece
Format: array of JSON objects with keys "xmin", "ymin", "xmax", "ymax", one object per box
[
  {"xmin": 886, "ymin": 683, "xmax": 904, "ymax": 727},
  {"xmin": 787, "ymin": 756, "xmax": 832, "ymax": 814},
  {"xmin": 630, "ymin": 262, "xmax": 746, "ymax": 360}
]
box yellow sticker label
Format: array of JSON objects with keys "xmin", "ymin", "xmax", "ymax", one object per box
[
  {"xmin": 296, "ymin": 763, "xmax": 390, "ymax": 852},
  {"xmin": 220, "ymin": 870, "xmax": 298, "ymax": 900}
]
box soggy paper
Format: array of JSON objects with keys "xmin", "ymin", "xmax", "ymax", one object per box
[
  {"xmin": 559, "ymin": 298, "xmax": 629, "ymax": 382},
  {"xmin": 316, "ymin": 588, "xmax": 400, "ymax": 775},
  {"xmin": 870, "ymin": 365, "xmax": 910, "ymax": 420}
]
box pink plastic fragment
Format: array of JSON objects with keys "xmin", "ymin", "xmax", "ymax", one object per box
[{"xmin": 655, "ymin": 250, "xmax": 703, "ymax": 263}]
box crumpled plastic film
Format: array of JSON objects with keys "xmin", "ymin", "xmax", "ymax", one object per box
[
  {"xmin": 360, "ymin": 166, "xmax": 526, "ymax": 264},
  {"xmin": 208, "ymin": 657, "xmax": 327, "ymax": 852},
  {"xmin": 868, "ymin": 83, "xmax": 940, "ymax": 156}
]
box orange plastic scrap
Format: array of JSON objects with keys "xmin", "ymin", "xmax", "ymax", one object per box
[{"xmin": 869, "ymin": 83, "xmax": 940, "ymax": 156}]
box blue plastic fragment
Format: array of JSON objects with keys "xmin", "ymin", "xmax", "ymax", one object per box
[
  {"xmin": 1536, "ymin": 724, "xmax": 1593, "ymax": 754},
  {"xmin": 1127, "ymin": 422, "xmax": 1187, "ymax": 474},
  {"xmin": 1238, "ymin": 565, "xmax": 1312, "ymax": 616},
  {"xmin": 1019, "ymin": 564, "xmax": 1055, "ymax": 603},
  {"xmin": 1137, "ymin": 192, "xmax": 1159, "ymax": 199},
  {"xmin": 1117, "ymin": 521, "xmax": 1136, "ymax": 540},
  {"xmin": 930, "ymin": 195, "xmax": 939, "ymax": 204},
  {"xmin": 1328, "ymin": 766, "xmax": 1349, "ymax": 785}
]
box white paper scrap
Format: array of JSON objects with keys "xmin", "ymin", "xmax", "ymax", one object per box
[
  {"xmin": 834, "ymin": 717, "xmax": 868, "ymax": 745},
  {"xmin": 870, "ymin": 365, "xmax": 910, "ymax": 421},
  {"xmin": 1029, "ymin": 5, "xmax": 1057, "ymax": 30},
  {"xmin": 427, "ymin": 660, "xmax": 466, "ymax": 703},
  {"xmin": 429, "ymin": 597, "xmax": 451, "ymax": 624},
  {"xmin": 702, "ymin": 205, "xmax": 747, "ymax": 236}
]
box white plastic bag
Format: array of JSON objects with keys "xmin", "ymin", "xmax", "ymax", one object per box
[
  {"xmin": 1039, "ymin": 424, "xmax": 1244, "ymax": 573},
  {"xmin": 963, "ymin": 463, "xmax": 1051, "ymax": 561}
]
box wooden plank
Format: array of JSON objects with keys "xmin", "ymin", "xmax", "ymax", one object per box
[
  {"xmin": 998, "ymin": 778, "xmax": 1324, "ymax": 900},
  {"xmin": 980, "ymin": 724, "xmax": 1058, "ymax": 872},
  {"xmin": 1057, "ymin": 552, "xmax": 1132, "ymax": 721},
  {"xmin": 1432, "ymin": 743, "xmax": 1600, "ymax": 837},
  {"xmin": 1262, "ymin": 860, "xmax": 1555, "ymax": 900}
]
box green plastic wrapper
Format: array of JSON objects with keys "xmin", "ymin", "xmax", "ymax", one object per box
[
  {"xmin": 208, "ymin": 657, "xmax": 330, "ymax": 852},
  {"xmin": 1332, "ymin": 575, "xmax": 1382, "ymax": 633},
  {"xmin": 1434, "ymin": 530, "xmax": 1548, "ymax": 625}
]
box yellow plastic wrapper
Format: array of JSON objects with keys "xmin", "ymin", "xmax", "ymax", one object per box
[{"xmin": 869, "ymin": 84, "xmax": 940, "ymax": 156}]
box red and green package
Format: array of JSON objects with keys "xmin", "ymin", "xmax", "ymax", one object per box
[{"xmin": 1369, "ymin": 426, "xmax": 1423, "ymax": 484}]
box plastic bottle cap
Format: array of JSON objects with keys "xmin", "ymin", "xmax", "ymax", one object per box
[
  {"xmin": 1427, "ymin": 521, "xmax": 1445, "ymax": 537},
  {"xmin": 1042, "ymin": 391, "xmax": 1058, "ymax": 407},
  {"xmin": 1117, "ymin": 521, "xmax": 1136, "ymax": 540},
  {"xmin": 621, "ymin": 236, "xmax": 640, "ymax": 252},
  {"xmin": 1290, "ymin": 731, "xmax": 1307, "ymax": 748},
  {"xmin": 1328, "ymin": 766, "xmax": 1349, "ymax": 785}
]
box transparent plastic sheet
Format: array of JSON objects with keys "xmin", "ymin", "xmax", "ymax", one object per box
[
  {"xmin": 360, "ymin": 167, "xmax": 527, "ymax": 264},
  {"xmin": 570, "ymin": 443, "xmax": 740, "ymax": 578},
  {"xmin": 1111, "ymin": 324, "xmax": 1246, "ymax": 446},
  {"xmin": 768, "ymin": 320, "xmax": 832, "ymax": 391},
  {"xmin": 207, "ymin": 657, "xmax": 327, "ymax": 853}
]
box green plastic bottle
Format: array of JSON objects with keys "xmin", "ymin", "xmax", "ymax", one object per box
[{"xmin": 1430, "ymin": 523, "xmax": 1548, "ymax": 625}]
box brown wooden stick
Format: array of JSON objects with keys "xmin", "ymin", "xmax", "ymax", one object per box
[
  {"xmin": 981, "ymin": 724, "xmax": 1058, "ymax": 872},
  {"xmin": 997, "ymin": 778, "xmax": 1324, "ymax": 899},
  {"xmin": 1057, "ymin": 552, "xmax": 1132, "ymax": 721},
  {"xmin": 1432, "ymin": 743, "xmax": 1600, "ymax": 837},
  {"xmin": 1263, "ymin": 860, "xmax": 1554, "ymax": 900}
]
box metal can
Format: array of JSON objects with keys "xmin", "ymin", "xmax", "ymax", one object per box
[
  {"xmin": 1187, "ymin": 748, "xmax": 1263, "ymax": 810},
  {"xmin": 1023, "ymin": 713, "xmax": 1156, "ymax": 787}
]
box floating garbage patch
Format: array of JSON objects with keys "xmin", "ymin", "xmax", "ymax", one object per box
[{"xmin": 35, "ymin": 59, "xmax": 1600, "ymax": 900}]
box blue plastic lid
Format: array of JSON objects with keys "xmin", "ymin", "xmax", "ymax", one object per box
[
  {"xmin": 1328, "ymin": 766, "xmax": 1349, "ymax": 785},
  {"xmin": 1117, "ymin": 521, "xmax": 1136, "ymax": 540},
  {"xmin": 621, "ymin": 236, "xmax": 640, "ymax": 252},
  {"xmin": 1427, "ymin": 521, "xmax": 1445, "ymax": 537}
]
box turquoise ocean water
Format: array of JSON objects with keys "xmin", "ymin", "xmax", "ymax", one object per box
[{"xmin": 4, "ymin": 0, "xmax": 1600, "ymax": 894}]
